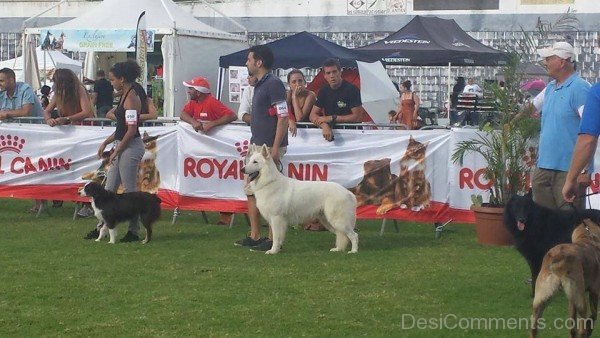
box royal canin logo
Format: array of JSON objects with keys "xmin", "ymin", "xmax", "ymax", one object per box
[
  {"xmin": 234, "ymin": 140, "xmax": 250, "ymax": 158},
  {"xmin": 0, "ymin": 134, "xmax": 26, "ymax": 154}
]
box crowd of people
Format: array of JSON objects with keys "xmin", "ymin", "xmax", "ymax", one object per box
[{"xmin": 0, "ymin": 39, "xmax": 599, "ymax": 249}]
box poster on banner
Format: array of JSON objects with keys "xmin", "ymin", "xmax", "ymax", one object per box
[
  {"xmin": 176, "ymin": 123, "xmax": 451, "ymax": 220},
  {"xmin": 228, "ymin": 66, "xmax": 248, "ymax": 103},
  {"xmin": 42, "ymin": 29, "xmax": 155, "ymax": 52}
]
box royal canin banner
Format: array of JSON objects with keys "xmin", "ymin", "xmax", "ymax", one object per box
[{"xmin": 9, "ymin": 123, "xmax": 600, "ymax": 224}]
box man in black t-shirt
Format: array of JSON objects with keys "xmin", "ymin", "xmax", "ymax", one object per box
[
  {"xmin": 309, "ymin": 58, "xmax": 366, "ymax": 141},
  {"xmin": 91, "ymin": 70, "xmax": 114, "ymax": 117}
]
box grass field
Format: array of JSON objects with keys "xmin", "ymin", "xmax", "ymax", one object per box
[{"xmin": 0, "ymin": 198, "xmax": 577, "ymax": 337}]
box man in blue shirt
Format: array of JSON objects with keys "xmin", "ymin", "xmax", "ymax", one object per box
[
  {"xmin": 563, "ymin": 82, "xmax": 600, "ymax": 202},
  {"xmin": 0, "ymin": 68, "xmax": 44, "ymax": 120},
  {"xmin": 532, "ymin": 41, "xmax": 591, "ymax": 210}
]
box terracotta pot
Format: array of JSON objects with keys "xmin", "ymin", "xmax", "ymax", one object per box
[{"xmin": 471, "ymin": 204, "xmax": 514, "ymax": 246}]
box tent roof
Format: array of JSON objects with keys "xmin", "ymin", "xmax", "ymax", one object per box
[
  {"xmin": 0, "ymin": 48, "xmax": 81, "ymax": 73},
  {"xmin": 357, "ymin": 16, "xmax": 507, "ymax": 66},
  {"xmin": 28, "ymin": 0, "xmax": 243, "ymax": 40},
  {"xmin": 219, "ymin": 31, "xmax": 377, "ymax": 69}
]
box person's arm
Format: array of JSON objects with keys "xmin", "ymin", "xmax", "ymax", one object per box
[
  {"xmin": 413, "ymin": 93, "xmax": 421, "ymax": 127},
  {"xmin": 272, "ymin": 115, "xmax": 288, "ymax": 163},
  {"xmin": 202, "ymin": 111, "xmax": 236, "ymax": 133},
  {"xmin": 309, "ymin": 105, "xmax": 323, "ymax": 127},
  {"xmin": 90, "ymin": 92, "xmax": 98, "ymax": 107},
  {"xmin": 0, "ymin": 103, "xmax": 33, "ymax": 119},
  {"xmin": 140, "ymin": 98, "xmax": 158, "ymax": 121},
  {"xmin": 179, "ymin": 110, "xmax": 203, "ymax": 132},
  {"xmin": 563, "ymin": 84, "xmax": 598, "ymax": 202},
  {"xmin": 109, "ymin": 92, "xmax": 140, "ymax": 163},
  {"xmin": 98, "ymin": 132, "xmax": 116, "ymax": 159},
  {"xmin": 105, "ymin": 107, "xmax": 117, "ymax": 120},
  {"xmin": 563, "ymin": 134, "xmax": 597, "ymax": 202},
  {"xmin": 296, "ymin": 91, "xmax": 316, "ymax": 122},
  {"xmin": 43, "ymin": 99, "xmax": 57, "ymax": 125},
  {"xmin": 237, "ymin": 88, "xmax": 252, "ymax": 125}
]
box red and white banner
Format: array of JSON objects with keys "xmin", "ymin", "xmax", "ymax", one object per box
[{"xmin": 5, "ymin": 123, "xmax": 587, "ymax": 223}]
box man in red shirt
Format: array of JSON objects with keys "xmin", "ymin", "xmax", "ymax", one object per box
[
  {"xmin": 180, "ymin": 76, "xmax": 237, "ymax": 225},
  {"xmin": 180, "ymin": 76, "xmax": 236, "ymax": 132}
]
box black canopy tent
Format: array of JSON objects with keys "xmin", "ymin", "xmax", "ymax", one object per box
[
  {"xmin": 356, "ymin": 15, "xmax": 507, "ymax": 67},
  {"xmin": 217, "ymin": 31, "xmax": 379, "ymax": 101},
  {"xmin": 356, "ymin": 16, "xmax": 507, "ymax": 109},
  {"xmin": 219, "ymin": 31, "xmax": 377, "ymax": 69}
]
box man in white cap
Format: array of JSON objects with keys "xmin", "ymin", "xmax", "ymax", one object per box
[
  {"xmin": 532, "ymin": 41, "xmax": 591, "ymax": 210},
  {"xmin": 180, "ymin": 76, "xmax": 237, "ymax": 226},
  {"xmin": 180, "ymin": 76, "xmax": 236, "ymax": 133}
]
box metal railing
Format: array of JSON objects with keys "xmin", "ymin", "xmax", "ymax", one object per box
[{"xmin": 2, "ymin": 117, "xmax": 454, "ymax": 130}]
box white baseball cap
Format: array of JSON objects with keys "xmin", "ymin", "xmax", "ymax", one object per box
[{"xmin": 537, "ymin": 41, "xmax": 575, "ymax": 60}]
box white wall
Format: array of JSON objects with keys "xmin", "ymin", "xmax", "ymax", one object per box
[{"xmin": 1, "ymin": 0, "xmax": 598, "ymax": 19}]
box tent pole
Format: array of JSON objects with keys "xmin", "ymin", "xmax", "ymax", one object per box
[
  {"xmin": 447, "ymin": 62, "xmax": 452, "ymax": 113},
  {"xmin": 43, "ymin": 51, "xmax": 46, "ymax": 85}
]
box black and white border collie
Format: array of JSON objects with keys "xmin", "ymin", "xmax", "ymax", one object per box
[{"xmin": 79, "ymin": 181, "xmax": 161, "ymax": 244}]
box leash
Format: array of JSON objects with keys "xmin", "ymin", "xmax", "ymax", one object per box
[
  {"xmin": 558, "ymin": 192, "xmax": 600, "ymax": 232},
  {"xmin": 559, "ymin": 190, "xmax": 599, "ymax": 210}
]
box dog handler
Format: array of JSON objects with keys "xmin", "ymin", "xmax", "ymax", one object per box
[
  {"xmin": 234, "ymin": 45, "xmax": 289, "ymax": 251},
  {"xmin": 532, "ymin": 42, "xmax": 590, "ymax": 210},
  {"xmin": 97, "ymin": 60, "xmax": 147, "ymax": 243}
]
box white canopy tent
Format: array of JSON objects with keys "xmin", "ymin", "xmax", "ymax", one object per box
[
  {"xmin": 0, "ymin": 47, "xmax": 82, "ymax": 85},
  {"xmin": 25, "ymin": 0, "xmax": 246, "ymax": 116}
]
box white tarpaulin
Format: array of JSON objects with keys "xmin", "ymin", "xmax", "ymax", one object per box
[
  {"xmin": 11, "ymin": 123, "xmax": 598, "ymax": 224},
  {"xmin": 0, "ymin": 47, "xmax": 81, "ymax": 84}
]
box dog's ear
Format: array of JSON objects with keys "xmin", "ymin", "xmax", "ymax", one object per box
[{"xmin": 261, "ymin": 144, "xmax": 270, "ymax": 159}]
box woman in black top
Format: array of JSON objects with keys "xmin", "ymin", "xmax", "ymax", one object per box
[{"xmin": 97, "ymin": 60, "xmax": 146, "ymax": 242}]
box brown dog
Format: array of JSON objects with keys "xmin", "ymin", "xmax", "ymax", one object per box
[{"xmin": 531, "ymin": 219, "xmax": 600, "ymax": 338}]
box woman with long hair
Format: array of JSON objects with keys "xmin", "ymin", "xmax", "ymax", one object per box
[
  {"xmin": 96, "ymin": 60, "xmax": 147, "ymax": 242},
  {"xmin": 40, "ymin": 69, "xmax": 93, "ymax": 215},
  {"xmin": 286, "ymin": 69, "xmax": 316, "ymax": 136},
  {"xmin": 393, "ymin": 80, "xmax": 421, "ymax": 130},
  {"xmin": 43, "ymin": 68, "xmax": 93, "ymax": 126}
]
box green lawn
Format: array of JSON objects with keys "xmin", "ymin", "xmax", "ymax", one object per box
[{"xmin": 0, "ymin": 198, "xmax": 576, "ymax": 337}]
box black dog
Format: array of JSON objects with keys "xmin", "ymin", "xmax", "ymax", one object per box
[
  {"xmin": 79, "ymin": 181, "xmax": 161, "ymax": 244},
  {"xmin": 503, "ymin": 191, "xmax": 600, "ymax": 294}
]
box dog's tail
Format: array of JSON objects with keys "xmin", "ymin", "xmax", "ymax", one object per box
[{"xmin": 533, "ymin": 251, "xmax": 565, "ymax": 313}]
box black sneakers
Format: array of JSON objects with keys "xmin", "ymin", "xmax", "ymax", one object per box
[
  {"xmin": 84, "ymin": 229, "xmax": 99, "ymax": 240},
  {"xmin": 120, "ymin": 231, "xmax": 140, "ymax": 243},
  {"xmin": 250, "ymin": 239, "xmax": 273, "ymax": 252},
  {"xmin": 234, "ymin": 236, "xmax": 267, "ymax": 247}
]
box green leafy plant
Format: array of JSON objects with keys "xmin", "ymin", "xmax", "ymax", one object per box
[{"xmin": 451, "ymin": 52, "xmax": 540, "ymax": 207}]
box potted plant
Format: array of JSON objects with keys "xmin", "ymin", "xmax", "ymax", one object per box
[{"xmin": 451, "ymin": 51, "xmax": 540, "ymax": 245}]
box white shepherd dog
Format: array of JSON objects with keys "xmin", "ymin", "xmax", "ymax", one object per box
[{"xmin": 242, "ymin": 144, "xmax": 358, "ymax": 254}]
